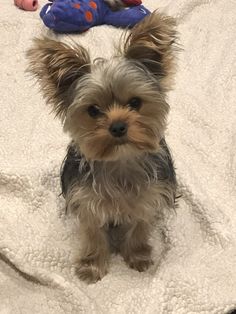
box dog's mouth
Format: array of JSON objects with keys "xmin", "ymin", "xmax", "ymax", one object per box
[
  {"xmin": 82, "ymin": 130, "xmax": 158, "ymax": 161},
  {"xmin": 114, "ymin": 137, "xmax": 128, "ymax": 146}
]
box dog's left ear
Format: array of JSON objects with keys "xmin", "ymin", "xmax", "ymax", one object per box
[
  {"xmin": 27, "ymin": 37, "xmax": 91, "ymax": 118},
  {"xmin": 123, "ymin": 11, "xmax": 177, "ymax": 92}
]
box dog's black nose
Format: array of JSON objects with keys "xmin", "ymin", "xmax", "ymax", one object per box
[{"xmin": 109, "ymin": 121, "xmax": 127, "ymax": 137}]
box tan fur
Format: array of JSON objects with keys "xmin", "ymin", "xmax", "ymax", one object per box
[
  {"xmin": 75, "ymin": 223, "xmax": 110, "ymax": 283},
  {"xmin": 27, "ymin": 12, "xmax": 177, "ymax": 283},
  {"xmin": 65, "ymin": 100, "xmax": 165, "ymax": 161},
  {"xmin": 27, "ymin": 37, "xmax": 91, "ymax": 118},
  {"xmin": 68, "ymin": 177, "xmax": 174, "ymax": 227},
  {"xmin": 63, "ymin": 57, "xmax": 170, "ymax": 161},
  {"xmin": 123, "ymin": 11, "xmax": 177, "ymax": 92},
  {"xmin": 120, "ymin": 220, "xmax": 153, "ymax": 271}
]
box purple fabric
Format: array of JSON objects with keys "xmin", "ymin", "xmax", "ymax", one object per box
[{"xmin": 40, "ymin": 0, "xmax": 150, "ymax": 33}]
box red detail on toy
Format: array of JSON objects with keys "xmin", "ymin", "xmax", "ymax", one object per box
[
  {"xmin": 89, "ymin": 1, "xmax": 97, "ymax": 9},
  {"xmin": 14, "ymin": 0, "xmax": 38, "ymax": 11},
  {"xmin": 74, "ymin": 3, "xmax": 81, "ymax": 9},
  {"xmin": 85, "ymin": 10, "xmax": 93, "ymax": 22},
  {"xmin": 122, "ymin": 0, "xmax": 142, "ymax": 6}
]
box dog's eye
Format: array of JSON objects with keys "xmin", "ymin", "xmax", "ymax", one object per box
[
  {"xmin": 128, "ymin": 97, "xmax": 142, "ymax": 111},
  {"xmin": 87, "ymin": 105, "xmax": 101, "ymax": 118}
]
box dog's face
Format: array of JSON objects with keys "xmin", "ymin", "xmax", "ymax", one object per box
[
  {"xmin": 64, "ymin": 58, "xmax": 169, "ymax": 160},
  {"xmin": 27, "ymin": 12, "xmax": 177, "ymax": 161}
]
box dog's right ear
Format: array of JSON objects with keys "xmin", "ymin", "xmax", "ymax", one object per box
[
  {"xmin": 27, "ymin": 37, "xmax": 91, "ymax": 118},
  {"xmin": 123, "ymin": 12, "xmax": 177, "ymax": 92}
]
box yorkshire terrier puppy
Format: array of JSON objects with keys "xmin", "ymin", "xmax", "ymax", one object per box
[{"xmin": 27, "ymin": 12, "xmax": 177, "ymax": 283}]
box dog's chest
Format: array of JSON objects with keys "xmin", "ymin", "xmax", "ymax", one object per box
[
  {"xmin": 61, "ymin": 142, "xmax": 176, "ymax": 225},
  {"xmin": 93, "ymin": 162, "xmax": 147, "ymax": 196},
  {"xmin": 79, "ymin": 163, "xmax": 164, "ymax": 224}
]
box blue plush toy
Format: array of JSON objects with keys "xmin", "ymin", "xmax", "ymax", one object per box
[{"xmin": 40, "ymin": 0, "xmax": 150, "ymax": 33}]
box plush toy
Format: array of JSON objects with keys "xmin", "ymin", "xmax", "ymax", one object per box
[{"xmin": 40, "ymin": 0, "xmax": 150, "ymax": 33}]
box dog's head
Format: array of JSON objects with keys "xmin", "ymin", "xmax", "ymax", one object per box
[{"xmin": 27, "ymin": 12, "xmax": 177, "ymax": 161}]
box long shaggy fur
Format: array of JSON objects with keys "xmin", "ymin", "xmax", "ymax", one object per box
[
  {"xmin": 27, "ymin": 11, "xmax": 178, "ymax": 283},
  {"xmin": 62, "ymin": 139, "xmax": 176, "ymax": 224},
  {"xmin": 63, "ymin": 57, "xmax": 169, "ymax": 161},
  {"xmin": 27, "ymin": 38, "xmax": 91, "ymax": 118},
  {"xmin": 123, "ymin": 12, "xmax": 177, "ymax": 91}
]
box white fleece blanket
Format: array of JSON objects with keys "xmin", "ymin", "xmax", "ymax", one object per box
[{"xmin": 1, "ymin": 0, "xmax": 236, "ymax": 313}]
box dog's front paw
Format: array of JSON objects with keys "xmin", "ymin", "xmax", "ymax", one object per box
[
  {"xmin": 123, "ymin": 244, "xmax": 153, "ymax": 272},
  {"xmin": 75, "ymin": 259, "xmax": 108, "ymax": 284},
  {"xmin": 128, "ymin": 258, "xmax": 154, "ymax": 272}
]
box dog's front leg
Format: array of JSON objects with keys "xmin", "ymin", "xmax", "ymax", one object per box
[
  {"xmin": 120, "ymin": 220, "xmax": 153, "ymax": 272},
  {"xmin": 75, "ymin": 219, "xmax": 110, "ymax": 283}
]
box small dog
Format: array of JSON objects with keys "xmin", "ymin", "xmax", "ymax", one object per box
[{"xmin": 27, "ymin": 12, "xmax": 177, "ymax": 283}]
